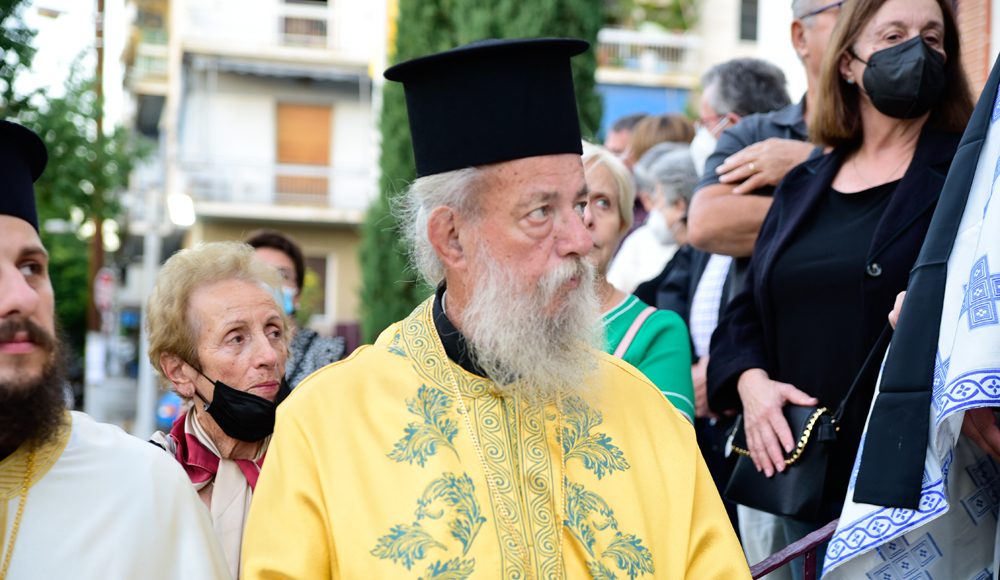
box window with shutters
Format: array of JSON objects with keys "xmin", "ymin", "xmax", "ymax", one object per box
[{"xmin": 275, "ymin": 103, "xmax": 332, "ymax": 204}]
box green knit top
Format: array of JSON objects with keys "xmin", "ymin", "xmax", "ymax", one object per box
[{"xmin": 602, "ymin": 295, "xmax": 695, "ymax": 422}]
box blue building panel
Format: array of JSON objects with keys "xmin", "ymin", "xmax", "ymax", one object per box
[{"xmin": 596, "ymin": 84, "xmax": 692, "ymax": 139}]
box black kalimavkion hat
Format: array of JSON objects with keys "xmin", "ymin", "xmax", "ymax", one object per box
[
  {"xmin": 0, "ymin": 120, "xmax": 48, "ymax": 231},
  {"xmin": 384, "ymin": 37, "xmax": 588, "ymax": 178}
]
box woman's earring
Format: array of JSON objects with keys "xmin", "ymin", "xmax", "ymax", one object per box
[{"xmin": 845, "ymin": 77, "xmax": 856, "ymax": 85}]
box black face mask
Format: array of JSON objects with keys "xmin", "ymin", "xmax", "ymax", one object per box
[
  {"xmin": 193, "ymin": 370, "xmax": 291, "ymax": 442},
  {"xmin": 854, "ymin": 36, "xmax": 947, "ymax": 119}
]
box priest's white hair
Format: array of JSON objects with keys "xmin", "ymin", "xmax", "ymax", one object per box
[{"xmin": 396, "ymin": 167, "xmax": 483, "ymax": 286}]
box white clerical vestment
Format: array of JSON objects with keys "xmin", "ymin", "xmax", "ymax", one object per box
[{"xmin": 0, "ymin": 411, "xmax": 230, "ymax": 580}]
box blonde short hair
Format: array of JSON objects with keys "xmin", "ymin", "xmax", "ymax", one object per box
[
  {"xmin": 582, "ymin": 141, "xmax": 636, "ymax": 232},
  {"xmin": 146, "ymin": 242, "xmax": 289, "ymax": 378}
]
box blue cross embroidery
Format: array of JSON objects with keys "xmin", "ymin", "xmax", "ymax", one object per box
[
  {"xmin": 867, "ymin": 533, "xmax": 942, "ymax": 579},
  {"xmin": 961, "ymin": 256, "xmax": 1000, "ymax": 330},
  {"xmin": 961, "ymin": 456, "xmax": 1000, "ymax": 525},
  {"xmin": 931, "ymin": 352, "xmax": 951, "ymax": 411}
]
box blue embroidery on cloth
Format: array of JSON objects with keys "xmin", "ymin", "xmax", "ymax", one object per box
[
  {"xmin": 864, "ymin": 533, "xmax": 941, "ymax": 580},
  {"xmin": 388, "ymin": 385, "xmax": 460, "ymax": 466},
  {"xmin": 825, "ymin": 449, "xmax": 957, "ymax": 575},
  {"xmin": 561, "ymin": 397, "xmax": 630, "ymax": 480},
  {"xmin": 564, "ymin": 479, "xmax": 655, "ymax": 579},
  {"xmin": 960, "ymin": 456, "xmax": 1000, "ymax": 525},
  {"xmin": 931, "ymin": 352, "xmax": 951, "ymax": 413},
  {"xmin": 933, "ymin": 368, "xmax": 1000, "ymax": 425},
  {"xmin": 824, "ymin": 481, "xmax": 947, "ymax": 573},
  {"xmin": 559, "ymin": 396, "xmax": 653, "ymax": 578},
  {"xmin": 372, "ymin": 472, "xmax": 483, "ymax": 577},
  {"xmin": 992, "ymin": 82, "xmax": 1000, "ymax": 123},
  {"xmin": 960, "ymin": 256, "xmax": 1000, "ymax": 330}
]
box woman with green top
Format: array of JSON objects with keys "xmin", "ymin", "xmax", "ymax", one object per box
[{"xmin": 582, "ymin": 142, "xmax": 695, "ymax": 422}]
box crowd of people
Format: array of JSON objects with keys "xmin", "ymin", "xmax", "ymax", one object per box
[{"xmin": 3, "ymin": 0, "xmax": 1000, "ymax": 578}]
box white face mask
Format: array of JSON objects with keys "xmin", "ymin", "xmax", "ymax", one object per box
[
  {"xmin": 689, "ymin": 126, "xmax": 718, "ymax": 178},
  {"xmin": 646, "ymin": 208, "xmax": 675, "ymax": 246}
]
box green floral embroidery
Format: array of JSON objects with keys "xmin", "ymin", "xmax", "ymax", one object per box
[
  {"xmin": 371, "ymin": 523, "xmax": 445, "ymax": 570},
  {"xmin": 564, "ymin": 479, "xmax": 655, "ymax": 578},
  {"xmin": 373, "ymin": 473, "xmax": 485, "ymax": 576},
  {"xmin": 588, "ymin": 560, "xmax": 618, "ymax": 579},
  {"xmin": 418, "ymin": 557, "xmax": 476, "ymax": 580},
  {"xmin": 416, "ymin": 473, "xmax": 485, "ymax": 555},
  {"xmin": 561, "ymin": 397, "xmax": 630, "ymax": 480},
  {"xmin": 564, "ymin": 481, "xmax": 618, "ymax": 554},
  {"xmin": 387, "ymin": 332, "xmax": 407, "ymax": 357},
  {"xmin": 605, "ymin": 533, "xmax": 655, "ymax": 579},
  {"xmin": 388, "ymin": 385, "xmax": 459, "ymax": 466}
]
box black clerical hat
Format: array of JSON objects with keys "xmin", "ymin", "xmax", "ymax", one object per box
[
  {"xmin": 0, "ymin": 121, "xmax": 47, "ymax": 231},
  {"xmin": 384, "ymin": 37, "xmax": 588, "ymax": 177}
]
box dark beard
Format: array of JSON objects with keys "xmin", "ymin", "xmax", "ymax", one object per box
[{"xmin": 0, "ymin": 325, "xmax": 68, "ymax": 455}]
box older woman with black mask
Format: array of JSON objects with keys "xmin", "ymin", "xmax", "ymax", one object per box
[
  {"xmin": 708, "ymin": 0, "xmax": 973, "ymax": 576},
  {"xmin": 148, "ymin": 242, "xmax": 290, "ymax": 579}
]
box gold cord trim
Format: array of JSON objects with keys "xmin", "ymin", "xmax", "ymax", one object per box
[{"xmin": 732, "ymin": 407, "xmax": 831, "ymax": 466}]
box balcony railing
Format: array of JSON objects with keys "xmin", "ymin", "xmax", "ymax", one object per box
[
  {"xmin": 127, "ymin": 26, "xmax": 169, "ymax": 89},
  {"xmin": 180, "ymin": 160, "xmax": 374, "ymax": 213},
  {"xmin": 181, "ymin": 0, "xmax": 370, "ymax": 64},
  {"xmin": 597, "ymin": 27, "xmax": 701, "ymax": 78}
]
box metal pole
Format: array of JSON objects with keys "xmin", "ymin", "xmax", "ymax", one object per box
[{"xmin": 132, "ymin": 187, "xmax": 162, "ymax": 438}]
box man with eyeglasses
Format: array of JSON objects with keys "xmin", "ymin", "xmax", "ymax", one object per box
[
  {"xmin": 680, "ymin": 1, "xmax": 840, "ymax": 577},
  {"xmin": 687, "ymin": 0, "xmax": 841, "ymax": 260}
]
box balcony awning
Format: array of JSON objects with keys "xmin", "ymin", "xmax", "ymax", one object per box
[{"xmin": 190, "ymin": 54, "xmax": 367, "ymax": 83}]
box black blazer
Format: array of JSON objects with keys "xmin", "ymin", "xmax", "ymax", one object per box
[{"xmin": 707, "ymin": 127, "xmax": 961, "ymax": 413}]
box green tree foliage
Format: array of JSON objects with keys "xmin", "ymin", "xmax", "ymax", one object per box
[
  {"xmin": 603, "ymin": 0, "xmax": 698, "ymax": 31},
  {"xmin": 359, "ymin": 0, "xmax": 603, "ymax": 342},
  {"xmin": 16, "ymin": 65, "xmax": 149, "ymax": 352},
  {"xmin": 0, "ymin": 0, "xmax": 37, "ymax": 117}
]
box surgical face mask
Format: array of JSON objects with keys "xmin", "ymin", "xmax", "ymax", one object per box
[
  {"xmin": 281, "ymin": 286, "xmax": 296, "ymax": 316},
  {"xmin": 193, "ymin": 369, "xmax": 291, "ymax": 442},
  {"xmin": 689, "ymin": 126, "xmax": 719, "ymax": 177},
  {"xmin": 646, "ymin": 208, "xmax": 675, "ymax": 246},
  {"xmin": 854, "ymin": 36, "xmax": 946, "ymax": 119}
]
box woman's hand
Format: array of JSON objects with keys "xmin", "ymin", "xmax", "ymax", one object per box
[
  {"xmin": 888, "ymin": 291, "xmax": 906, "ymax": 329},
  {"xmin": 737, "ymin": 368, "xmax": 818, "ymax": 477}
]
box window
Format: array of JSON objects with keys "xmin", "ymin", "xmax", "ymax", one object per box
[
  {"xmin": 740, "ymin": 0, "xmax": 759, "ymax": 41},
  {"xmin": 281, "ymin": 16, "xmax": 327, "ymax": 47},
  {"xmin": 275, "ymin": 103, "xmax": 333, "ymax": 204}
]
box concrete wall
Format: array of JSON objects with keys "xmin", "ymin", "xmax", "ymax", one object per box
[{"xmin": 695, "ymin": 0, "xmax": 804, "ymax": 99}]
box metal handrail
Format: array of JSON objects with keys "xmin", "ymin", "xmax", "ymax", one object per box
[{"xmin": 750, "ymin": 519, "xmax": 838, "ymax": 580}]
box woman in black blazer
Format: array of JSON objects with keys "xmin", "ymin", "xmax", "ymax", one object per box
[{"xmin": 707, "ymin": 0, "xmax": 973, "ymax": 572}]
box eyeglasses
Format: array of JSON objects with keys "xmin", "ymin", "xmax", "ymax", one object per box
[
  {"xmin": 694, "ymin": 115, "xmax": 731, "ymax": 135},
  {"xmin": 694, "ymin": 114, "xmax": 724, "ymax": 131},
  {"xmin": 799, "ymin": 0, "xmax": 843, "ymax": 19}
]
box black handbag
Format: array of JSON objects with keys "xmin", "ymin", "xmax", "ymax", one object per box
[{"xmin": 723, "ymin": 325, "xmax": 893, "ymax": 520}]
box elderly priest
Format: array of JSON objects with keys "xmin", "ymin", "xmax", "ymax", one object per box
[
  {"xmin": 0, "ymin": 120, "xmax": 230, "ymax": 580},
  {"xmin": 242, "ymin": 38, "xmax": 749, "ymax": 579}
]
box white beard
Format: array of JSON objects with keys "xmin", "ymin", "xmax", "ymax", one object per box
[{"xmin": 458, "ymin": 242, "xmax": 602, "ymax": 404}]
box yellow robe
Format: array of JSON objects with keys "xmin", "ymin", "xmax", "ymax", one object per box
[{"xmin": 242, "ymin": 298, "xmax": 749, "ymax": 579}]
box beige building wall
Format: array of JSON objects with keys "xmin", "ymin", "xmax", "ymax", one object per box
[{"xmin": 187, "ymin": 220, "xmax": 362, "ymax": 334}]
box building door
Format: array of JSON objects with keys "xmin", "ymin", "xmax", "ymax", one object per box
[{"xmin": 276, "ymin": 102, "xmax": 332, "ymax": 204}]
